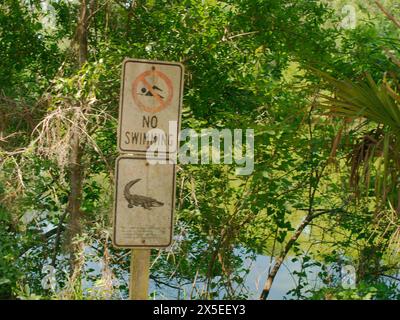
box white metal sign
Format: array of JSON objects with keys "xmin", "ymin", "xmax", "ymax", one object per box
[
  {"xmin": 113, "ymin": 156, "xmax": 176, "ymax": 248},
  {"xmin": 118, "ymin": 58, "xmax": 184, "ymax": 154}
]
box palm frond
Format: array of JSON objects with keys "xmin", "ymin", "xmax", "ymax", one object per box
[
  {"xmin": 313, "ymin": 68, "xmax": 400, "ymax": 135},
  {"xmin": 313, "ymin": 68, "xmax": 400, "ymax": 216}
]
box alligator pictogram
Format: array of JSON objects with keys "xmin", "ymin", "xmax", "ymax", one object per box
[{"xmin": 124, "ymin": 179, "xmax": 164, "ymax": 210}]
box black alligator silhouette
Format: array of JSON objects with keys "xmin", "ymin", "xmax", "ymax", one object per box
[{"xmin": 124, "ymin": 179, "xmax": 164, "ymax": 210}]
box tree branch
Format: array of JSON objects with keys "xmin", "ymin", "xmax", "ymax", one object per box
[{"xmin": 374, "ymin": 0, "xmax": 400, "ymax": 29}]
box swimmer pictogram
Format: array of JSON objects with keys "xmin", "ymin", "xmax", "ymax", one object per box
[{"xmin": 132, "ymin": 66, "xmax": 173, "ymax": 113}]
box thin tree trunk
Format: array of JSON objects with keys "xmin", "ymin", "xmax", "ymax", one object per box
[
  {"xmin": 67, "ymin": 125, "xmax": 83, "ymax": 271},
  {"xmin": 67, "ymin": 0, "xmax": 88, "ymax": 274},
  {"xmin": 77, "ymin": 0, "xmax": 88, "ymax": 66},
  {"xmin": 259, "ymin": 206, "xmax": 339, "ymax": 300},
  {"xmin": 260, "ymin": 214, "xmax": 312, "ymax": 300},
  {"xmin": 260, "ymin": 100, "xmax": 325, "ymax": 300},
  {"xmin": 126, "ymin": 0, "xmax": 135, "ymax": 38}
]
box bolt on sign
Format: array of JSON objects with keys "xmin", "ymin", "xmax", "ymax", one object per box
[
  {"xmin": 118, "ymin": 58, "xmax": 184, "ymax": 154},
  {"xmin": 113, "ymin": 156, "xmax": 176, "ymax": 248}
]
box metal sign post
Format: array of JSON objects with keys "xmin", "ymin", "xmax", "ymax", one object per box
[{"xmin": 114, "ymin": 58, "xmax": 184, "ymax": 300}]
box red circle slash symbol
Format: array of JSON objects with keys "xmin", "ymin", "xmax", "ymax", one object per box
[{"xmin": 132, "ymin": 67, "xmax": 173, "ymax": 113}]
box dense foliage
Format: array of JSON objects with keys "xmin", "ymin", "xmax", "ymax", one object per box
[{"xmin": 0, "ymin": 0, "xmax": 399, "ymax": 300}]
